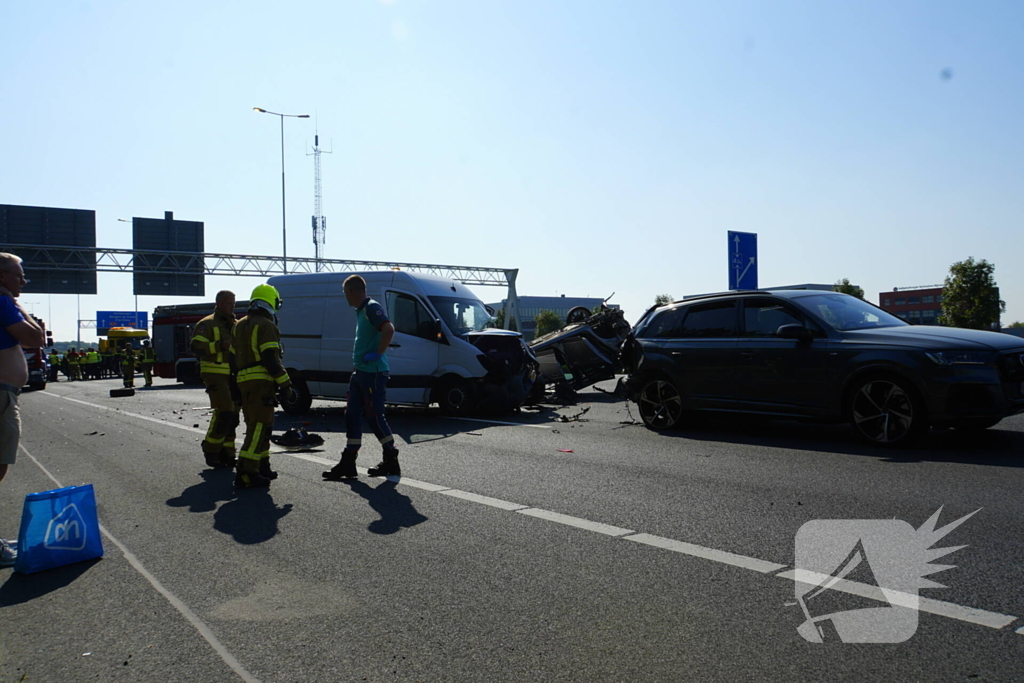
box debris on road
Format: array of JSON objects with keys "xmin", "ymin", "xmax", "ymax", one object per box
[
  {"xmin": 557, "ymin": 449, "xmax": 574, "ymax": 453},
  {"xmin": 270, "ymin": 427, "xmax": 325, "ymax": 450},
  {"xmin": 557, "ymin": 407, "xmax": 590, "ymax": 423}
]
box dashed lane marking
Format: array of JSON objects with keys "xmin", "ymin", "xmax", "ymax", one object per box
[
  {"xmin": 18, "ymin": 443, "xmax": 261, "ymax": 683},
  {"xmin": 27, "ymin": 390, "xmax": 1023, "ymax": 636}
]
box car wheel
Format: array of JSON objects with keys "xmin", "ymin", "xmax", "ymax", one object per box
[
  {"xmin": 28, "ymin": 381, "xmax": 46, "ymax": 392},
  {"xmin": 435, "ymin": 376, "xmax": 476, "ymax": 415},
  {"xmin": 637, "ymin": 377, "xmax": 685, "ymax": 430},
  {"xmin": 951, "ymin": 417, "xmax": 1002, "ymax": 431},
  {"xmin": 848, "ymin": 375, "xmax": 927, "ymax": 447},
  {"xmin": 281, "ymin": 378, "xmax": 313, "ymax": 415}
]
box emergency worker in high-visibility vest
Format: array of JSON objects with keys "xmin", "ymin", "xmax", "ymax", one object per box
[
  {"xmin": 191, "ymin": 290, "xmax": 239, "ymax": 469},
  {"xmin": 48, "ymin": 350, "xmax": 60, "ymax": 382},
  {"xmin": 121, "ymin": 342, "xmax": 136, "ymax": 388},
  {"xmin": 138, "ymin": 340, "xmax": 156, "ymax": 387},
  {"xmin": 232, "ymin": 284, "xmax": 293, "ymax": 489},
  {"xmin": 85, "ymin": 348, "xmax": 101, "ymax": 380},
  {"xmin": 102, "ymin": 346, "xmax": 116, "ymax": 378}
]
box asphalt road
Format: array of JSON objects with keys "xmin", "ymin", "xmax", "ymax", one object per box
[{"xmin": 2, "ymin": 375, "xmax": 1023, "ymax": 682}]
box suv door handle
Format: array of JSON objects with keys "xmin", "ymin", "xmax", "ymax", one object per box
[{"xmin": 389, "ymin": 344, "xmax": 401, "ymax": 348}]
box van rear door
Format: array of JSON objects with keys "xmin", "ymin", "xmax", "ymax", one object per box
[{"xmin": 384, "ymin": 290, "xmax": 440, "ymax": 405}]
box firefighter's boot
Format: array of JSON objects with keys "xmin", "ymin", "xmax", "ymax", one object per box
[
  {"xmin": 259, "ymin": 456, "xmax": 278, "ymax": 480},
  {"xmin": 235, "ymin": 457, "xmax": 270, "ymax": 489},
  {"xmin": 367, "ymin": 447, "xmax": 400, "ymax": 478},
  {"xmin": 323, "ymin": 448, "xmax": 359, "ymax": 480},
  {"xmin": 218, "ymin": 449, "xmax": 237, "ymax": 469}
]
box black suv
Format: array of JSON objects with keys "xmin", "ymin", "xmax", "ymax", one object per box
[{"xmin": 618, "ymin": 290, "xmax": 1024, "ymax": 446}]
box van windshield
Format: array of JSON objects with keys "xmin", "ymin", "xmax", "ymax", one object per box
[{"xmin": 428, "ymin": 296, "xmax": 493, "ymax": 335}]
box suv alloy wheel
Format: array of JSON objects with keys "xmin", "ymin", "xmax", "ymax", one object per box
[
  {"xmin": 848, "ymin": 375, "xmax": 927, "ymax": 447},
  {"xmin": 637, "ymin": 377, "xmax": 685, "ymax": 429}
]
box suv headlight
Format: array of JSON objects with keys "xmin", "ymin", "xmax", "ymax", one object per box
[{"xmin": 925, "ymin": 351, "xmax": 992, "ymax": 366}]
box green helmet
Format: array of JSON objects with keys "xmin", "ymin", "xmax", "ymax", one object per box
[{"xmin": 250, "ymin": 284, "xmax": 282, "ymax": 311}]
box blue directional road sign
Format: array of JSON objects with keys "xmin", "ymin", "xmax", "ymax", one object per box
[
  {"xmin": 728, "ymin": 231, "xmax": 758, "ymax": 290},
  {"xmin": 97, "ymin": 310, "xmax": 148, "ymax": 330}
]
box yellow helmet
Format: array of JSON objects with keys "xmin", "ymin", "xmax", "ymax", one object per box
[{"xmin": 250, "ymin": 284, "xmax": 282, "ymax": 311}]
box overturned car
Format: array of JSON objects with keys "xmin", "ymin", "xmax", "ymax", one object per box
[{"xmin": 528, "ymin": 303, "xmax": 631, "ymax": 399}]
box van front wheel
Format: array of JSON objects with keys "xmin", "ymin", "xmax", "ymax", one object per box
[
  {"xmin": 435, "ymin": 377, "xmax": 476, "ymax": 415},
  {"xmin": 281, "ymin": 378, "xmax": 313, "ymax": 415}
]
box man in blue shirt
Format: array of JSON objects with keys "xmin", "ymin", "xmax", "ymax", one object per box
[
  {"xmin": 324, "ymin": 274, "xmax": 401, "ymax": 480},
  {"xmin": 0, "ymin": 253, "xmax": 46, "ymax": 567}
]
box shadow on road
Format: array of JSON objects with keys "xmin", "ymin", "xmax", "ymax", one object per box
[
  {"xmin": 0, "ymin": 558, "xmax": 102, "ymax": 606},
  {"xmin": 166, "ymin": 469, "xmax": 236, "ymax": 513},
  {"xmin": 646, "ymin": 414, "xmax": 1024, "ymax": 467},
  {"xmin": 337, "ymin": 479, "xmax": 428, "ymax": 535},
  {"xmin": 214, "ymin": 490, "xmax": 293, "ymax": 545}
]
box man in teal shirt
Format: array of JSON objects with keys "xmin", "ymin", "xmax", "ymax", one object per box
[{"xmin": 324, "ymin": 275, "xmax": 400, "ymax": 480}]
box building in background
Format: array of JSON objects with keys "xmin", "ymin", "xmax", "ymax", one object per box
[
  {"xmin": 487, "ymin": 295, "xmax": 618, "ymax": 341},
  {"xmin": 878, "ymin": 285, "xmax": 944, "ymax": 325}
]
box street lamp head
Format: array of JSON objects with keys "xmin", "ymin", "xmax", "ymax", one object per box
[
  {"xmin": 298, "ymin": 115, "xmax": 310, "ymax": 118},
  {"xmin": 253, "ymin": 107, "xmax": 266, "ymax": 113}
]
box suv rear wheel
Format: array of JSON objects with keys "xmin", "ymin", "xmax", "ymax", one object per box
[
  {"xmin": 848, "ymin": 375, "xmax": 927, "ymax": 447},
  {"xmin": 637, "ymin": 377, "xmax": 685, "ymax": 430}
]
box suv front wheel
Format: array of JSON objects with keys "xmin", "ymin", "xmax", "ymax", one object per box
[
  {"xmin": 637, "ymin": 377, "xmax": 685, "ymax": 430},
  {"xmin": 848, "ymin": 374, "xmax": 927, "ymax": 447}
]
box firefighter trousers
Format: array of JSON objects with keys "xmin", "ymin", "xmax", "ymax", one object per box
[
  {"xmin": 201, "ymin": 373, "xmax": 240, "ymax": 457},
  {"xmin": 122, "ymin": 362, "xmax": 135, "ymax": 387},
  {"xmin": 141, "ymin": 363, "xmax": 154, "ymax": 386},
  {"xmin": 238, "ymin": 379, "xmax": 276, "ymax": 471}
]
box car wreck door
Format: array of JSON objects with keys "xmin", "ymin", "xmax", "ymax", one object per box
[{"xmin": 384, "ymin": 290, "xmax": 440, "ymax": 405}]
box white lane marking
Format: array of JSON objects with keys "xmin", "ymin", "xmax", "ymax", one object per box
[
  {"xmin": 623, "ymin": 534, "xmax": 788, "ymax": 574},
  {"xmin": 283, "ymin": 452, "xmax": 451, "ymax": 491},
  {"xmin": 438, "ymin": 489, "xmax": 528, "ymax": 511},
  {"xmin": 18, "ymin": 444, "xmax": 260, "ymax": 683},
  {"xmin": 27, "ymin": 390, "xmax": 1023, "ymax": 635},
  {"xmin": 440, "ymin": 416, "xmax": 550, "ymax": 429},
  {"xmin": 518, "ymin": 508, "xmax": 634, "ymax": 537},
  {"xmin": 38, "ymin": 391, "xmax": 206, "ymax": 435},
  {"xmin": 778, "ymin": 569, "xmax": 1018, "ymax": 630}
]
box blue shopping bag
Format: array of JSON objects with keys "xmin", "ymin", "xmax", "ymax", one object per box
[{"xmin": 14, "ymin": 484, "xmax": 104, "ymax": 574}]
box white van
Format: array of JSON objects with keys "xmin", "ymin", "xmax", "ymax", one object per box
[{"xmin": 268, "ymin": 270, "xmax": 539, "ymax": 414}]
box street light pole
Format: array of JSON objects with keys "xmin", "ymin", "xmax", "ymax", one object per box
[{"xmin": 254, "ymin": 107, "xmax": 310, "ymax": 275}]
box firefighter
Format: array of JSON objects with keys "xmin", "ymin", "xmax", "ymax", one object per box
[
  {"xmin": 102, "ymin": 345, "xmax": 116, "ymax": 378},
  {"xmin": 121, "ymin": 342, "xmax": 136, "ymax": 388},
  {"xmin": 67, "ymin": 348, "xmax": 81, "ymax": 381},
  {"xmin": 232, "ymin": 284, "xmax": 293, "ymax": 489},
  {"xmin": 191, "ymin": 290, "xmax": 240, "ymax": 469},
  {"xmin": 138, "ymin": 340, "xmax": 156, "ymax": 387}
]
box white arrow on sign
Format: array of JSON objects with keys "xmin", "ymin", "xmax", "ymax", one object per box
[{"xmin": 736, "ymin": 256, "xmax": 755, "ymax": 287}]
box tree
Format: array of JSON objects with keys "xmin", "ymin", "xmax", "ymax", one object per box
[
  {"xmin": 1007, "ymin": 321, "xmax": 1024, "ymax": 329},
  {"xmin": 938, "ymin": 257, "xmax": 1005, "ymax": 330},
  {"xmin": 832, "ymin": 278, "xmax": 865, "ymax": 300},
  {"xmin": 654, "ymin": 294, "xmax": 674, "ymax": 307},
  {"xmin": 534, "ymin": 309, "xmax": 564, "ymax": 337},
  {"xmin": 491, "ymin": 307, "xmax": 518, "ymax": 332}
]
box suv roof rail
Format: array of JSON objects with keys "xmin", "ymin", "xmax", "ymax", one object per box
[{"xmin": 677, "ymin": 289, "xmax": 764, "ymax": 303}]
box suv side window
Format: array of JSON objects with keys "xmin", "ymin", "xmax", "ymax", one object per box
[
  {"xmin": 385, "ymin": 291, "xmax": 435, "ymax": 341},
  {"xmin": 646, "ymin": 307, "xmax": 687, "ymax": 338},
  {"xmin": 677, "ymin": 301, "xmax": 738, "ymax": 338},
  {"xmin": 742, "ymin": 299, "xmax": 805, "ymax": 337},
  {"xmin": 742, "ymin": 297, "xmax": 826, "ymax": 337}
]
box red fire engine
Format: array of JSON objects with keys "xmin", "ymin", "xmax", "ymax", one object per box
[{"xmin": 152, "ymin": 300, "xmax": 249, "ymax": 384}]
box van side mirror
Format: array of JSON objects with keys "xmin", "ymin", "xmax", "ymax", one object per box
[{"xmin": 776, "ymin": 324, "xmax": 812, "ymax": 341}]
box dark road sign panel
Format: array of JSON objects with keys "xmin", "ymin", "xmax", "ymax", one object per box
[
  {"xmin": 0, "ymin": 204, "xmax": 97, "ymax": 294},
  {"xmin": 132, "ymin": 212, "xmax": 205, "ymax": 296}
]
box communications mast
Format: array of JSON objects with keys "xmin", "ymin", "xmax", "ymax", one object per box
[{"xmin": 308, "ymin": 127, "xmax": 331, "ymax": 271}]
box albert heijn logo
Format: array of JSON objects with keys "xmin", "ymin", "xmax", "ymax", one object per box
[{"xmin": 44, "ymin": 503, "xmax": 88, "ymax": 551}]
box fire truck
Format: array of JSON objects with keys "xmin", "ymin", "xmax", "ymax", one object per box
[
  {"xmin": 24, "ymin": 313, "xmax": 53, "ymax": 391},
  {"xmin": 151, "ymin": 300, "xmax": 249, "ymax": 384}
]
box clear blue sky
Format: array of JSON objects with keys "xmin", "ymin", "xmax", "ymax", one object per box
[{"xmin": 3, "ymin": 0, "xmax": 1023, "ymax": 339}]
